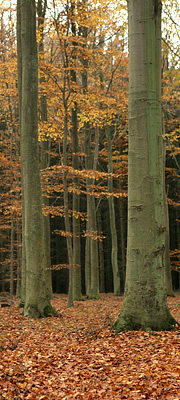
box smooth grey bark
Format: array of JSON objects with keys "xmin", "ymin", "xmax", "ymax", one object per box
[
  {"xmin": 114, "ymin": 0, "xmax": 176, "ymax": 332},
  {"xmin": 81, "ymin": 23, "xmax": 99, "ymax": 299},
  {"xmin": 119, "ymin": 189, "xmax": 126, "ymax": 291},
  {"xmin": 17, "ymin": 0, "xmax": 55, "ymax": 317},
  {"xmin": 84, "ymin": 127, "xmax": 99, "ymax": 299},
  {"xmin": 72, "ymin": 127, "xmax": 82, "ymax": 300},
  {"xmin": 81, "ymin": 23, "xmax": 91, "ymax": 298},
  {"xmin": 10, "ymin": 214, "xmax": 14, "ymax": 302},
  {"xmin": 63, "ymin": 108, "xmax": 73, "ymax": 308},
  {"xmin": 89, "ymin": 195, "xmax": 99, "ymax": 299},
  {"xmin": 106, "ymin": 125, "xmax": 121, "ymax": 295},
  {"xmin": 10, "ymin": 126, "xmax": 14, "ymax": 302},
  {"xmin": 85, "ymin": 126, "xmax": 99, "ymax": 299},
  {"xmin": 70, "ymin": 3, "xmax": 82, "ymax": 300},
  {"xmin": 52, "ymin": 3, "xmax": 73, "ymax": 306},
  {"xmin": 38, "ymin": 0, "xmax": 53, "ymax": 300},
  {"xmin": 17, "ymin": 0, "xmax": 26, "ymax": 305},
  {"xmin": 163, "ymin": 138, "xmax": 174, "ymax": 296},
  {"xmin": 15, "ymin": 223, "xmax": 21, "ymax": 298},
  {"xmin": 97, "ymin": 203, "xmax": 105, "ymax": 293}
]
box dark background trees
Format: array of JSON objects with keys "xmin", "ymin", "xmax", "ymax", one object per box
[{"xmin": 0, "ymin": 0, "xmax": 179, "ymax": 301}]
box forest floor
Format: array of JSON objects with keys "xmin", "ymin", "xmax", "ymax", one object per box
[{"xmin": 0, "ymin": 293, "xmax": 180, "ymax": 400}]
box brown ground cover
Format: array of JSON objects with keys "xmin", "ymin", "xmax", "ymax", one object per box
[{"xmin": 0, "ymin": 293, "xmax": 180, "ymax": 399}]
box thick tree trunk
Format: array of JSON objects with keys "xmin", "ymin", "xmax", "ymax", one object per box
[
  {"xmin": 18, "ymin": 0, "xmax": 55, "ymax": 318},
  {"xmin": 114, "ymin": 0, "xmax": 176, "ymax": 331}
]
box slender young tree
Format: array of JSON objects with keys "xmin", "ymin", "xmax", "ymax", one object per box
[
  {"xmin": 38, "ymin": 0, "xmax": 53, "ymax": 300},
  {"xmin": 70, "ymin": 0, "xmax": 82, "ymax": 301},
  {"xmin": 17, "ymin": 0, "xmax": 55, "ymax": 317},
  {"xmin": 106, "ymin": 125, "xmax": 121, "ymax": 296},
  {"xmin": 80, "ymin": 19, "xmax": 99, "ymax": 299},
  {"xmin": 114, "ymin": 0, "xmax": 176, "ymax": 331}
]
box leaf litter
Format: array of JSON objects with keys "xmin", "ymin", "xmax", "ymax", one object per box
[{"xmin": 0, "ymin": 293, "xmax": 180, "ymax": 399}]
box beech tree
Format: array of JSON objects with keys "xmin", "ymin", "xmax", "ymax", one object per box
[
  {"xmin": 17, "ymin": 0, "xmax": 55, "ymax": 317},
  {"xmin": 1, "ymin": 0, "xmax": 179, "ymax": 297},
  {"xmin": 114, "ymin": 0, "xmax": 177, "ymax": 331}
]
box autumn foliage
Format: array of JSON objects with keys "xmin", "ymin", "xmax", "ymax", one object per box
[{"xmin": 0, "ymin": 2, "xmax": 180, "ymax": 295}]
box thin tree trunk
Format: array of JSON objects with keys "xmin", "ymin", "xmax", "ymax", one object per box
[
  {"xmin": 106, "ymin": 125, "xmax": 121, "ymax": 295},
  {"xmin": 0, "ymin": 238, "xmax": 5, "ymax": 292},
  {"xmin": 89, "ymin": 195, "xmax": 99, "ymax": 299},
  {"xmin": 84, "ymin": 126, "xmax": 99, "ymax": 299},
  {"xmin": 16, "ymin": 222, "xmax": 21, "ymax": 298},
  {"xmin": 63, "ymin": 108, "xmax": 73, "ymax": 308},
  {"xmin": 10, "ymin": 214, "xmax": 14, "ymax": 302},
  {"xmin": 10, "ymin": 126, "xmax": 14, "ymax": 303},
  {"xmin": 17, "ymin": 0, "xmax": 26, "ymax": 306},
  {"xmin": 119, "ymin": 194, "xmax": 126, "ymax": 292},
  {"xmin": 38, "ymin": 0, "xmax": 53, "ymax": 300},
  {"xmin": 81, "ymin": 22, "xmax": 99, "ymax": 299},
  {"xmin": 70, "ymin": 2, "xmax": 82, "ymax": 300},
  {"xmin": 85, "ymin": 183, "xmax": 91, "ymax": 297},
  {"xmin": 163, "ymin": 138, "xmax": 174, "ymax": 296},
  {"xmin": 97, "ymin": 202, "xmax": 105, "ymax": 293}
]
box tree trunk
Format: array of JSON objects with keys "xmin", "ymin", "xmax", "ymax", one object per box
[
  {"xmin": 70, "ymin": 3, "xmax": 82, "ymax": 300},
  {"xmin": 38, "ymin": 0, "xmax": 53, "ymax": 300},
  {"xmin": 114, "ymin": 0, "xmax": 176, "ymax": 332},
  {"xmin": 15, "ymin": 222, "xmax": 21, "ymax": 298},
  {"xmin": 119, "ymin": 192, "xmax": 126, "ymax": 292},
  {"xmin": 84, "ymin": 127, "xmax": 99, "ymax": 299},
  {"xmin": 63, "ymin": 109, "xmax": 74, "ymax": 308},
  {"xmin": 106, "ymin": 125, "xmax": 121, "ymax": 295},
  {"xmin": 81, "ymin": 23, "xmax": 99, "ymax": 299},
  {"xmin": 97, "ymin": 203, "xmax": 105, "ymax": 293},
  {"xmin": 18, "ymin": 0, "xmax": 55, "ymax": 318},
  {"xmin": 17, "ymin": 0, "xmax": 26, "ymax": 306},
  {"xmin": 89, "ymin": 195, "xmax": 99, "ymax": 299},
  {"xmin": 10, "ymin": 127, "xmax": 14, "ymax": 302},
  {"xmin": 163, "ymin": 138, "xmax": 174, "ymax": 296}
]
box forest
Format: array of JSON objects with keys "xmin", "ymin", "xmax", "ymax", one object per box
[
  {"xmin": 0, "ymin": 0, "xmax": 180, "ymax": 398},
  {"xmin": 0, "ymin": 0, "xmax": 180, "ymax": 307}
]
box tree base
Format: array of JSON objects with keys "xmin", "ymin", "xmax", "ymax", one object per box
[
  {"xmin": 18, "ymin": 301, "xmax": 24, "ymax": 308},
  {"xmin": 87, "ymin": 294, "xmax": 100, "ymax": 300},
  {"xmin": 24, "ymin": 303, "xmax": 57, "ymax": 318},
  {"xmin": 113, "ymin": 310, "xmax": 178, "ymax": 333},
  {"xmin": 73, "ymin": 295, "xmax": 85, "ymax": 301},
  {"xmin": 114, "ymin": 292, "xmax": 123, "ymax": 297},
  {"xmin": 167, "ymin": 292, "xmax": 175, "ymax": 297}
]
